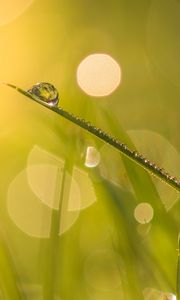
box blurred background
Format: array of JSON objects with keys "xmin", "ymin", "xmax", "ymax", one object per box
[{"xmin": 0, "ymin": 0, "xmax": 180, "ymax": 299}]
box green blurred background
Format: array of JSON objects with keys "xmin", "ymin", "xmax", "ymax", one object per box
[{"xmin": 0, "ymin": 0, "xmax": 180, "ymax": 299}]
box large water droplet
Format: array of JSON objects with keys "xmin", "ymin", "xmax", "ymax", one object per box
[{"xmin": 28, "ymin": 82, "xmax": 59, "ymax": 106}]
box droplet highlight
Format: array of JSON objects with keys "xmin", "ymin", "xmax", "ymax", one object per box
[
  {"xmin": 28, "ymin": 82, "xmax": 59, "ymax": 106},
  {"xmin": 85, "ymin": 146, "xmax": 101, "ymax": 168}
]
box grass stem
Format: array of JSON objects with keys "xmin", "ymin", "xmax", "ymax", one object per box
[{"xmin": 5, "ymin": 83, "xmax": 180, "ymax": 193}]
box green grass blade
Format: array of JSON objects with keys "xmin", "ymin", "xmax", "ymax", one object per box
[{"xmin": 4, "ymin": 83, "xmax": 180, "ymax": 193}]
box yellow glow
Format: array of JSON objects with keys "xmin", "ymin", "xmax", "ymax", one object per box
[
  {"xmin": 77, "ymin": 53, "xmax": 121, "ymax": 97},
  {"xmin": 85, "ymin": 146, "xmax": 100, "ymax": 168},
  {"xmin": 0, "ymin": 0, "xmax": 34, "ymax": 26},
  {"xmin": 134, "ymin": 202, "xmax": 154, "ymax": 224}
]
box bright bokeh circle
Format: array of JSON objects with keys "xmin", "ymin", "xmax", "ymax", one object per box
[
  {"xmin": 134, "ymin": 202, "xmax": 154, "ymax": 224},
  {"xmin": 77, "ymin": 53, "xmax": 121, "ymax": 97}
]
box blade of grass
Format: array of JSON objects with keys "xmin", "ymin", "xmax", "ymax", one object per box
[
  {"xmin": 41, "ymin": 167, "xmax": 63, "ymax": 300},
  {"xmin": 40, "ymin": 138, "xmax": 75, "ymax": 299},
  {"xmin": 99, "ymin": 106, "xmax": 163, "ymax": 207},
  {"xmin": 4, "ymin": 83, "xmax": 180, "ymax": 193}
]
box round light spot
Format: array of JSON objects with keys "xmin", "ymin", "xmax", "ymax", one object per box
[
  {"xmin": 134, "ymin": 202, "xmax": 154, "ymax": 224},
  {"xmin": 77, "ymin": 53, "xmax": 121, "ymax": 97},
  {"xmin": 85, "ymin": 146, "xmax": 101, "ymax": 168},
  {"xmin": 0, "ymin": 0, "xmax": 34, "ymax": 26}
]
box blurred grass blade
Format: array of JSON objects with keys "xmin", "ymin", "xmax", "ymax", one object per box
[
  {"xmin": 99, "ymin": 107, "xmax": 162, "ymax": 207},
  {"xmin": 4, "ymin": 82, "xmax": 180, "ymax": 193},
  {"xmin": 41, "ymin": 138, "xmax": 75, "ymax": 299}
]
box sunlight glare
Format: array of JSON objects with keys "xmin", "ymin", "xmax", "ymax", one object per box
[{"xmin": 77, "ymin": 53, "xmax": 121, "ymax": 97}]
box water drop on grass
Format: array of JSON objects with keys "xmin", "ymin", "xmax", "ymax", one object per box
[{"xmin": 28, "ymin": 82, "xmax": 59, "ymax": 106}]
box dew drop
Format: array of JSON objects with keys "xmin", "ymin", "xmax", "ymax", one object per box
[
  {"xmin": 86, "ymin": 122, "xmax": 91, "ymax": 128},
  {"xmin": 134, "ymin": 152, "xmax": 139, "ymax": 157},
  {"xmin": 28, "ymin": 82, "xmax": 59, "ymax": 107},
  {"xmin": 123, "ymin": 144, "xmax": 128, "ymax": 150}
]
